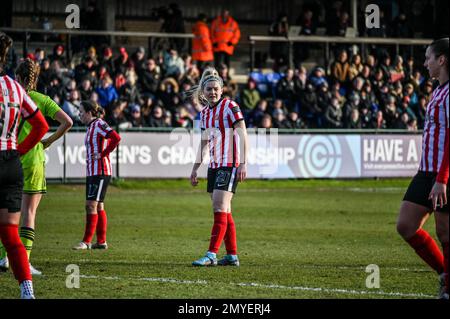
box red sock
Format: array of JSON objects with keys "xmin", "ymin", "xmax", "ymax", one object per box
[
  {"xmin": 82, "ymin": 214, "xmax": 98, "ymax": 243},
  {"xmin": 0, "ymin": 224, "xmax": 32, "ymax": 283},
  {"xmin": 224, "ymin": 212, "xmax": 237, "ymax": 255},
  {"xmin": 208, "ymin": 212, "xmax": 228, "ymax": 254},
  {"xmin": 443, "ymin": 242, "xmax": 449, "ymax": 293},
  {"xmin": 96, "ymin": 210, "xmax": 107, "ymax": 244},
  {"xmin": 406, "ymin": 229, "xmax": 444, "ymax": 274}
]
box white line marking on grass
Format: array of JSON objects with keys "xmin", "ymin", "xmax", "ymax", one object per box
[
  {"xmin": 78, "ymin": 274, "xmax": 434, "ymax": 298},
  {"xmin": 347, "ymin": 187, "xmax": 404, "ymax": 193},
  {"xmin": 235, "ymin": 282, "xmax": 434, "ymax": 298},
  {"xmin": 80, "ymin": 275, "xmax": 207, "ymax": 285}
]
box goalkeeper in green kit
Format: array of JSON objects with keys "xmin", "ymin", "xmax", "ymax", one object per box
[{"xmin": 0, "ymin": 58, "xmax": 73, "ymax": 275}]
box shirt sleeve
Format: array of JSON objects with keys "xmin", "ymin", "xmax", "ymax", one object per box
[
  {"xmin": 436, "ymin": 93, "xmax": 449, "ymax": 184},
  {"xmin": 225, "ymin": 100, "xmax": 244, "ymax": 125},
  {"xmin": 19, "ymin": 86, "xmax": 38, "ymax": 119},
  {"xmin": 96, "ymin": 119, "xmax": 113, "ymax": 137},
  {"xmin": 43, "ymin": 94, "xmax": 62, "ymax": 120}
]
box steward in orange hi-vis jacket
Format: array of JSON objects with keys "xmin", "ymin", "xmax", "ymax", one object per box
[
  {"xmin": 192, "ymin": 14, "xmax": 214, "ymax": 66},
  {"xmin": 210, "ymin": 10, "xmax": 241, "ymax": 68}
]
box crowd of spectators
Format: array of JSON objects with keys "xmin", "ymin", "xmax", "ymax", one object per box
[
  {"xmin": 14, "ymin": 42, "xmax": 433, "ymax": 132},
  {"xmin": 3, "ymin": 0, "xmax": 438, "ymax": 131},
  {"xmin": 27, "ymin": 44, "xmax": 204, "ymax": 130},
  {"xmin": 246, "ymin": 49, "xmax": 433, "ymax": 131}
]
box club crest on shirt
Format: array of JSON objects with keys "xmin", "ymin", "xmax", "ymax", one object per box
[{"xmin": 100, "ymin": 123, "xmax": 109, "ymax": 130}]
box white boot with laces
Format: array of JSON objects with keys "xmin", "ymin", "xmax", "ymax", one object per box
[{"xmin": 20, "ymin": 280, "xmax": 35, "ymax": 299}]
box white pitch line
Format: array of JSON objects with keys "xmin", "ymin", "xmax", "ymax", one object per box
[
  {"xmin": 78, "ymin": 274, "xmax": 434, "ymax": 299},
  {"xmin": 80, "ymin": 275, "xmax": 208, "ymax": 285},
  {"xmin": 347, "ymin": 187, "xmax": 404, "ymax": 193},
  {"xmin": 234, "ymin": 282, "xmax": 434, "ymax": 298}
]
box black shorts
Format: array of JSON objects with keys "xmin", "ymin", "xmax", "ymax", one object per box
[
  {"xmin": 0, "ymin": 151, "xmax": 23, "ymax": 213},
  {"xmin": 403, "ymin": 171, "xmax": 449, "ymax": 213},
  {"xmin": 207, "ymin": 167, "xmax": 239, "ymax": 194},
  {"xmin": 86, "ymin": 175, "xmax": 111, "ymax": 202}
]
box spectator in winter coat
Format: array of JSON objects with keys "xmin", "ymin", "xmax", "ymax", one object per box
[
  {"xmin": 240, "ymin": 78, "xmax": 261, "ymax": 115},
  {"xmin": 211, "ymin": 9, "xmax": 241, "ymax": 68},
  {"xmin": 191, "ymin": 13, "xmax": 214, "ymax": 70},
  {"xmin": 95, "ymin": 75, "xmax": 118, "ymax": 110},
  {"xmin": 324, "ymin": 97, "xmax": 344, "ymax": 128}
]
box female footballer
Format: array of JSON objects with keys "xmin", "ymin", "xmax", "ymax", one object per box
[
  {"xmin": 72, "ymin": 100, "xmax": 121, "ymax": 250},
  {"xmin": 0, "ymin": 33, "xmax": 49, "ymax": 299},
  {"xmin": 190, "ymin": 67, "xmax": 249, "ymax": 266},
  {"xmin": 0, "ymin": 58, "xmax": 73, "ymax": 276},
  {"xmin": 396, "ymin": 38, "xmax": 449, "ymax": 299}
]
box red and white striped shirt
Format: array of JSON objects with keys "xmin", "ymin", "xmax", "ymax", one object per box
[
  {"xmin": 200, "ymin": 98, "xmax": 244, "ymax": 168},
  {"xmin": 0, "ymin": 75, "xmax": 38, "ymax": 151},
  {"xmin": 419, "ymin": 81, "xmax": 449, "ymax": 184},
  {"xmin": 85, "ymin": 118, "xmax": 113, "ymax": 176}
]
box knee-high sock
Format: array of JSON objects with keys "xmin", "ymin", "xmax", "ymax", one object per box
[
  {"xmin": 443, "ymin": 242, "xmax": 449, "ymax": 293},
  {"xmin": 406, "ymin": 229, "xmax": 444, "ymax": 274},
  {"xmin": 20, "ymin": 227, "xmax": 35, "ymax": 259},
  {"xmin": 96, "ymin": 210, "xmax": 107, "ymax": 244},
  {"xmin": 224, "ymin": 212, "xmax": 237, "ymax": 255},
  {"xmin": 82, "ymin": 214, "xmax": 98, "ymax": 244},
  {"xmin": 0, "ymin": 224, "xmax": 32, "ymax": 283},
  {"xmin": 208, "ymin": 212, "xmax": 228, "ymax": 254}
]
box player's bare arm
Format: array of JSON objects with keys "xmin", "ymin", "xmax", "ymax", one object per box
[{"xmin": 234, "ymin": 120, "xmax": 248, "ymax": 182}]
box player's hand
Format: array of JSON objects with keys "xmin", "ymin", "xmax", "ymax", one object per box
[
  {"xmin": 428, "ymin": 182, "xmax": 447, "ymax": 211},
  {"xmin": 91, "ymin": 153, "xmax": 102, "ymax": 160},
  {"xmin": 237, "ymin": 163, "xmax": 247, "ymax": 182},
  {"xmin": 190, "ymin": 170, "xmax": 199, "ymax": 187},
  {"xmin": 41, "ymin": 138, "xmax": 52, "ymax": 149}
]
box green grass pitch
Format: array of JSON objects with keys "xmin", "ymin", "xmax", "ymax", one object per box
[{"xmin": 0, "ymin": 179, "xmax": 442, "ymax": 299}]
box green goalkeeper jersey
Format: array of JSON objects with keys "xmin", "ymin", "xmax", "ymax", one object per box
[{"xmin": 18, "ymin": 90, "xmax": 61, "ymax": 168}]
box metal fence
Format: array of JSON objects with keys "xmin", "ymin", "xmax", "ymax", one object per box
[
  {"xmin": 248, "ymin": 34, "xmax": 433, "ymax": 70},
  {"xmin": 0, "ymin": 27, "xmax": 194, "ymax": 62},
  {"xmin": 1, "ymin": 27, "xmax": 434, "ymax": 72}
]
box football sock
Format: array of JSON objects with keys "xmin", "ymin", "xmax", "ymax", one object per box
[
  {"xmin": 82, "ymin": 214, "xmax": 98, "ymax": 244},
  {"xmin": 443, "ymin": 242, "xmax": 448, "ymax": 293},
  {"xmin": 224, "ymin": 212, "xmax": 237, "ymax": 255},
  {"xmin": 208, "ymin": 212, "xmax": 228, "ymax": 254},
  {"xmin": 20, "ymin": 227, "xmax": 35, "ymax": 259},
  {"xmin": 96, "ymin": 210, "xmax": 107, "ymax": 244},
  {"xmin": 0, "ymin": 224, "xmax": 32, "ymax": 283},
  {"xmin": 407, "ymin": 229, "xmax": 444, "ymax": 274}
]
